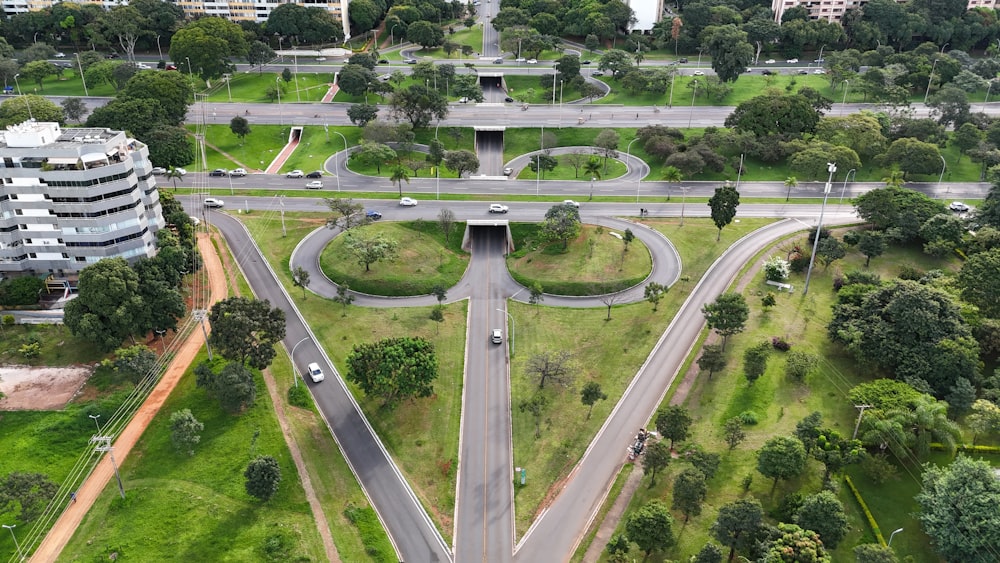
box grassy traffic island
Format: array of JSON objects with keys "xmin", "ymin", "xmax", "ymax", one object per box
[{"xmin": 507, "ymin": 223, "xmax": 652, "ymax": 295}]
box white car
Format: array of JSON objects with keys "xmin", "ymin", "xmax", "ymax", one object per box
[
  {"xmin": 764, "ymin": 59, "xmax": 776, "ymax": 64},
  {"xmin": 286, "ymin": 169, "xmax": 304, "ymax": 178},
  {"xmin": 151, "ymin": 166, "xmax": 167, "ymax": 175},
  {"xmin": 491, "ymin": 328, "xmax": 503, "ymax": 344},
  {"xmin": 786, "ymin": 58, "xmax": 798, "ymax": 64},
  {"xmin": 229, "ymin": 168, "xmax": 247, "ymax": 177},
  {"xmin": 950, "ymin": 201, "xmax": 970, "ymax": 212},
  {"xmin": 562, "ymin": 199, "xmax": 580, "ymax": 208},
  {"xmin": 812, "ymin": 69, "xmax": 826, "ymax": 74},
  {"xmin": 515, "ymin": 57, "xmax": 526, "ymax": 63},
  {"xmin": 526, "ymin": 58, "xmax": 537, "ymax": 64},
  {"xmin": 503, "ymin": 167, "xmax": 514, "ymax": 176},
  {"xmin": 692, "ymin": 70, "xmax": 705, "ymax": 76},
  {"xmin": 306, "ymin": 362, "xmax": 325, "ymax": 383},
  {"xmin": 54, "ymin": 52, "xmax": 66, "ymax": 58},
  {"xmin": 204, "ymin": 198, "xmax": 224, "ymax": 208},
  {"xmin": 305, "ymin": 180, "xmax": 323, "ymax": 189},
  {"xmin": 136, "ymin": 62, "xmax": 151, "ymax": 69},
  {"xmin": 458, "ymin": 96, "xmax": 469, "ymax": 103},
  {"xmin": 399, "ymin": 197, "xmax": 418, "ymax": 206},
  {"xmin": 174, "ymin": 167, "xmax": 187, "ymax": 175},
  {"xmin": 489, "ymin": 203, "xmax": 509, "ymax": 214}
]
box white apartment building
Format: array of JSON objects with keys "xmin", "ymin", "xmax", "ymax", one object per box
[{"xmin": 0, "ymin": 120, "xmax": 164, "ymax": 278}]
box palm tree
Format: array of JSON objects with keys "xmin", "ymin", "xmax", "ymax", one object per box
[
  {"xmin": 583, "ymin": 157, "xmax": 602, "ymax": 200},
  {"xmin": 662, "ymin": 165, "xmax": 682, "ymax": 202},
  {"xmin": 165, "ymin": 167, "xmax": 185, "ymax": 191},
  {"xmin": 860, "ymin": 416, "xmax": 909, "ymax": 459},
  {"xmin": 890, "ymin": 399, "xmax": 962, "ymax": 457},
  {"xmin": 882, "ymin": 169, "xmax": 905, "ymax": 188},
  {"xmin": 784, "ymin": 176, "xmax": 798, "ymax": 202},
  {"xmin": 390, "ymin": 165, "xmax": 410, "ymax": 196}
]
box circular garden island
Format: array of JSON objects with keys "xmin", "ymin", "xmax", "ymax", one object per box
[{"xmin": 320, "ymin": 220, "xmax": 651, "ymax": 297}]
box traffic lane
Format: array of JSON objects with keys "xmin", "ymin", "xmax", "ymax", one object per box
[
  {"xmin": 205, "ymin": 211, "xmax": 452, "ymax": 563},
  {"xmin": 514, "ymin": 220, "xmax": 808, "ymax": 561}
]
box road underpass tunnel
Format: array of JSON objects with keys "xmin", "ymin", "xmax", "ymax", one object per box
[
  {"xmin": 462, "ymin": 221, "xmax": 514, "ymax": 254},
  {"xmin": 473, "ymin": 127, "xmax": 505, "ymax": 176}
]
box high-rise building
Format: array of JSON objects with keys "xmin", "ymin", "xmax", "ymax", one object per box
[{"xmin": 0, "ymin": 120, "xmax": 164, "ymax": 278}]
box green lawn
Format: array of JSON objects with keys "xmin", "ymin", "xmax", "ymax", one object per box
[
  {"xmin": 512, "ymin": 155, "xmax": 627, "ymax": 182},
  {"xmin": 203, "ymin": 71, "xmax": 336, "ymax": 103},
  {"xmin": 503, "ymin": 75, "xmax": 584, "ymax": 105},
  {"xmin": 509, "ymin": 218, "xmax": 776, "ymax": 537},
  {"xmin": 0, "ymin": 323, "xmax": 107, "ymax": 366},
  {"xmin": 506, "ymin": 223, "xmax": 651, "ymax": 295},
  {"xmin": 595, "ymin": 226, "xmax": 965, "ymax": 562},
  {"xmin": 239, "ymin": 212, "xmax": 465, "ymax": 539},
  {"xmin": 320, "ymin": 220, "xmax": 470, "ymax": 296},
  {"xmin": 192, "ymin": 124, "xmax": 366, "ymax": 175}
]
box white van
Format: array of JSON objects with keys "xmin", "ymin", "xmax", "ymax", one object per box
[{"xmin": 306, "ymin": 362, "xmax": 325, "ymax": 383}]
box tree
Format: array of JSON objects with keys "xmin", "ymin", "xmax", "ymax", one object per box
[
  {"xmin": 702, "ymin": 292, "xmax": 749, "ymax": 350},
  {"xmin": 673, "ymin": 467, "xmax": 707, "ymax": 522},
  {"xmin": 291, "ymin": 266, "xmax": 310, "ymax": 298},
  {"xmin": 644, "ymin": 282, "xmax": 667, "ymax": 311},
  {"xmin": 540, "ymin": 203, "xmax": 582, "ymax": 250},
  {"xmin": 390, "ymin": 166, "xmax": 410, "ymax": 196},
  {"xmin": 765, "ymin": 523, "xmax": 831, "ymax": 562},
  {"xmin": 247, "ymin": 40, "xmax": 276, "ymax": 73},
  {"xmin": 443, "ymin": 149, "xmax": 480, "ymax": 177},
  {"xmin": 693, "ymin": 543, "xmax": 725, "ymax": 563},
  {"xmin": 795, "ymin": 411, "xmax": 823, "ymax": 454},
  {"xmin": 817, "ymin": 236, "xmax": 846, "ymax": 269},
  {"xmin": 958, "ymin": 247, "xmax": 1000, "ymax": 317},
  {"xmin": 594, "ymin": 129, "xmax": 620, "ymax": 173},
  {"xmin": 968, "ymin": 399, "xmax": 1000, "ymax": 443},
  {"xmin": 528, "ymin": 282, "xmax": 544, "ymax": 305},
  {"xmin": 229, "ymin": 116, "xmax": 251, "ymax": 145},
  {"xmin": 858, "ymin": 231, "xmax": 886, "ymax": 267},
  {"xmin": 208, "ymin": 361, "xmax": 257, "ymax": 413},
  {"xmin": 757, "ymin": 436, "xmax": 807, "ymax": 493},
  {"xmin": 347, "ymin": 103, "xmax": 379, "ymax": 127},
  {"xmin": 325, "ymin": 197, "xmax": 367, "ymax": 232},
  {"xmin": 724, "ymin": 417, "xmax": 746, "ymax": 450},
  {"xmin": 698, "ymin": 344, "xmax": 727, "ymax": 379},
  {"xmin": 390, "ymin": 83, "xmax": 448, "ymax": 129},
  {"xmin": 64, "ymin": 258, "xmax": 144, "ymax": 352},
  {"xmin": 854, "ymin": 544, "xmax": 899, "ymax": 563},
  {"xmin": 661, "ymin": 165, "xmax": 682, "ymax": 201},
  {"xmin": 437, "ymin": 208, "xmax": 456, "ymax": 243},
  {"xmin": 333, "ymin": 284, "xmax": 355, "ymax": 315},
  {"xmin": 916, "ymin": 455, "xmax": 1000, "ymax": 563},
  {"xmin": 580, "ymin": 381, "xmax": 607, "ymax": 419},
  {"xmin": 164, "ymin": 166, "xmax": 185, "ymax": 190},
  {"xmin": 169, "ymin": 17, "xmax": 249, "ymax": 80},
  {"xmin": 347, "ymin": 334, "xmax": 439, "ymax": 407},
  {"xmin": 169, "ymin": 408, "xmax": 204, "ymax": 455},
  {"xmin": 101, "ymin": 5, "xmax": 146, "ymax": 61},
  {"xmin": 0, "ymin": 95, "xmax": 64, "ymax": 127},
  {"xmin": 519, "ymin": 393, "xmax": 549, "ymax": 438},
  {"xmin": 725, "ymin": 93, "xmax": 821, "ymax": 138},
  {"xmin": 0, "ymin": 472, "xmax": 58, "ymax": 523},
  {"xmin": 17, "ymin": 60, "xmax": 57, "ymax": 92},
  {"xmin": 406, "ymin": 20, "xmax": 444, "ymax": 48},
  {"xmin": 598, "ymin": 49, "xmax": 634, "ymax": 77},
  {"xmin": 244, "ymin": 455, "xmax": 281, "ymax": 501},
  {"xmin": 112, "ymin": 344, "xmax": 158, "ymax": 384},
  {"xmin": 703, "ymin": 24, "xmax": 754, "ymax": 82},
  {"xmin": 796, "ymin": 491, "xmax": 849, "ymax": 550},
  {"xmin": 711, "ymin": 497, "xmax": 764, "ymax": 563},
  {"xmin": 145, "ymin": 126, "xmax": 194, "ymax": 169},
  {"xmin": 208, "ymin": 296, "xmax": 286, "ymax": 370},
  {"xmin": 526, "ymin": 350, "xmax": 573, "ymax": 389},
  {"xmin": 625, "ymin": 500, "xmax": 675, "ymax": 558},
  {"xmin": 338, "ymin": 64, "xmax": 376, "ymax": 97},
  {"xmin": 882, "ymin": 138, "xmax": 944, "ymax": 179},
  {"xmin": 655, "ymin": 405, "xmax": 692, "ymax": 450},
  {"xmin": 643, "ymin": 441, "xmax": 671, "ymax": 486},
  {"xmin": 119, "ymin": 70, "xmax": 194, "ymax": 125},
  {"xmin": 344, "ymin": 231, "xmax": 399, "ymax": 271},
  {"xmin": 952, "ymin": 122, "xmax": 983, "ymax": 162},
  {"xmin": 743, "ymin": 341, "xmax": 770, "ymax": 386},
  {"xmin": 708, "ymin": 183, "xmax": 741, "ymax": 241}
]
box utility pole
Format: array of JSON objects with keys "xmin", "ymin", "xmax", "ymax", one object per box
[
  {"xmin": 193, "ymin": 309, "xmax": 213, "ymax": 360},
  {"xmin": 852, "ymin": 404, "xmax": 872, "ymax": 439},
  {"xmin": 91, "ymin": 436, "xmax": 126, "ymax": 499}
]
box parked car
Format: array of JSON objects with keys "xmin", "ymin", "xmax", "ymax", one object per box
[
  {"xmin": 151, "ymin": 167, "xmax": 167, "ymax": 175},
  {"xmin": 306, "ymin": 362, "xmax": 325, "ymax": 383},
  {"xmin": 306, "ymin": 171, "xmax": 323, "ymax": 178},
  {"xmin": 229, "ymin": 168, "xmax": 247, "ymax": 177},
  {"xmin": 204, "ymin": 198, "xmax": 224, "ymax": 208},
  {"xmin": 489, "ymin": 203, "xmax": 509, "ymax": 214},
  {"xmin": 209, "ymin": 168, "xmax": 228, "ymax": 177},
  {"xmin": 286, "ymin": 170, "xmax": 304, "ymax": 178},
  {"xmin": 562, "ymin": 199, "xmax": 580, "ymax": 208},
  {"xmin": 305, "ymin": 180, "xmax": 323, "ymax": 189},
  {"xmin": 399, "ymin": 197, "xmax": 418, "ymax": 206},
  {"xmin": 165, "ymin": 63, "xmax": 177, "ymax": 70},
  {"xmin": 491, "ymin": 328, "xmax": 503, "ymax": 344},
  {"xmin": 366, "ymin": 210, "xmax": 382, "ymax": 220},
  {"xmin": 950, "ymin": 201, "xmax": 970, "ymax": 212},
  {"xmin": 503, "ymin": 167, "xmax": 513, "ymax": 176}
]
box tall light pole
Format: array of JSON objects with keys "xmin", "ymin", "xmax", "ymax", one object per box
[
  {"xmin": 275, "ymin": 76, "xmax": 283, "ymax": 126},
  {"xmin": 390, "ymin": 24, "xmax": 399, "ymax": 45},
  {"xmin": 803, "ymin": 162, "xmax": 836, "ymax": 296},
  {"xmin": 688, "ymin": 79, "xmax": 699, "ymax": 128},
  {"xmin": 278, "ymin": 195, "xmax": 286, "ymax": 237},
  {"xmin": 735, "ymin": 153, "xmax": 745, "ymax": 189},
  {"xmin": 332, "ymin": 130, "xmax": 347, "ymax": 192},
  {"xmin": 924, "ymin": 58, "xmax": 940, "ymax": 105},
  {"xmin": 289, "ymin": 336, "xmax": 309, "ymax": 388},
  {"xmin": 496, "ymin": 308, "xmax": 515, "ymax": 356},
  {"xmin": 840, "ymin": 80, "xmax": 849, "ymax": 115},
  {"xmin": 839, "ymin": 168, "xmax": 856, "ymax": 204},
  {"xmin": 983, "ymin": 80, "xmax": 994, "ymax": 113},
  {"xmin": 818, "ymin": 44, "xmax": 826, "ymax": 61},
  {"xmin": 88, "ymin": 413, "xmax": 102, "ymax": 435},
  {"xmin": 626, "ymin": 137, "xmax": 640, "ymax": 202},
  {"xmin": 76, "ymin": 53, "xmax": 88, "ymax": 96},
  {"xmin": 434, "ymin": 122, "xmax": 441, "ymax": 199},
  {"xmin": 888, "ymin": 528, "xmax": 904, "ymax": 546},
  {"xmin": 938, "ymin": 154, "xmax": 947, "ymax": 193},
  {"xmin": 12, "ymin": 72, "xmax": 21, "ymax": 95},
  {"xmin": 92, "ymin": 437, "xmax": 126, "ymax": 499},
  {"xmin": 667, "ymin": 67, "xmax": 676, "ymax": 108},
  {"xmin": 679, "ymin": 186, "xmax": 690, "ymax": 226},
  {"xmin": 2, "ymin": 524, "xmax": 24, "ymax": 561},
  {"xmin": 185, "ymin": 56, "xmax": 193, "ymax": 82},
  {"xmin": 535, "ymin": 125, "xmax": 544, "ymax": 196}
]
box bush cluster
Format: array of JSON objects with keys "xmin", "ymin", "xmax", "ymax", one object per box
[{"xmin": 771, "ymin": 337, "xmax": 791, "ymax": 351}]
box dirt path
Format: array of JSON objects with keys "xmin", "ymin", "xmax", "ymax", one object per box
[
  {"xmin": 214, "ymin": 231, "xmax": 340, "ymax": 562},
  {"xmin": 29, "ymin": 233, "xmax": 228, "ymax": 562}
]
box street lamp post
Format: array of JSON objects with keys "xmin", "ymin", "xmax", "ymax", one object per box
[
  {"xmin": 668, "ymin": 67, "xmax": 676, "ymax": 108},
  {"xmin": 154, "ymin": 329, "xmax": 166, "ymax": 354},
  {"xmin": 735, "ymin": 153, "xmax": 745, "ymax": 189},
  {"xmin": 679, "ymin": 186, "xmax": 690, "ymax": 226},
  {"xmin": 984, "ymin": 80, "xmax": 994, "ymax": 113},
  {"xmin": 435, "ymin": 122, "xmax": 441, "ymax": 199},
  {"xmin": 12, "ymin": 72, "xmax": 21, "ymax": 95},
  {"xmin": 76, "ymin": 53, "xmax": 89, "ymax": 96},
  {"xmin": 688, "ymin": 79, "xmax": 699, "ymax": 129},
  {"xmin": 888, "ymin": 528, "xmax": 904, "ymax": 546},
  {"xmin": 840, "ymin": 80, "xmax": 850, "ymax": 115},
  {"xmin": 279, "ymin": 195, "xmax": 286, "ymax": 237},
  {"xmin": 2, "ymin": 524, "xmax": 24, "ymax": 562},
  {"xmin": 536, "ymin": 125, "xmax": 544, "ymax": 196},
  {"xmin": 185, "ymin": 56, "xmax": 193, "ymax": 81},
  {"xmin": 88, "ymin": 413, "xmax": 102, "ymax": 435},
  {"xmin": 275, "ymin": 76, "xmax": 282, "ymax": 126},
  {"xmin": 289, "ymin": 336, "xmax": 309, "ymax": 388},
  {"xmin": 839, "ymin": 168, "xmax": 856, "ymax": 204},
  {"xmin": 390, "ymin": 24, "xmax": 399, "ymax": 45},
  {"xmin": 626, "ymin": 137, "xmax": 640, "ymax": 202},
  {"xmin": 938, "ymin": 154, "xmax": 947, "ymax": 193},
  {"xmin": 803, "ymin": 162, "xmax": 836, "ymax": 296},
  {"xmin": 12, "ymin": 74, "xmax": 31, "ymax": 120},
  {"xmin": 590, "ymin": 176, "xmax": 596, "ymax": 200},
  {"xmin": 332, "ymin": 130, "xmax": 347, "ymax": 192},
  {"xmin": 818, "ymin": 44, "xmax": 826, "ymax": 61},
  {"xmin": 924, "ymin": 58, "xmax": 940, "ymax": 104},
  {"xmin": 496, "ymin": 308, "xmax": 515, "ymax": 356}
]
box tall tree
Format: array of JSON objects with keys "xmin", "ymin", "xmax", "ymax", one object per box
[
  {"xmin": 958, "ymin": 247, "xmax": 1000, "ymax": 317},
  {"xmin": 170, "ymin": 408, "xmax": 204, "ymax": 455},
  {"xmin": 390, "ymin": 83, "xmax": 448, "ymax": 128},
  {"xmin": 708, "ymin": 183, "xmax": 740, "ymax": 241},
  {"xmin": 644, "ymin": 282, "xmax": 667, "ymax": 311},
  {"xmin": 519, "ymin": 393, "xmax": 549, "ymax": 438},
  {"xmin": 711, "ymin": 497, "xmax": 764, "ymax": 563},
  {"xmin": 765, "ymin": 524, "xmax": 831, "ymax": 562},
  {"xmin": 443, "ymin": 149, "xmax": 480, "ymax": 177},
  {"xmin": 526, "ymin": 350, "xmax": 574, "ymax": 389},
  {"xmin": 916, "ymin": 455, "xmax": 1000, "ymax": 563},
  {"xmin": 742, "ymin": 341, "xmax": 770, "ymax": 386},
  {"xmin": 539, "ymin": 203, "xmax": 582, "ymax": 249},
  {"xmin": 625, "ymin": 500, "xmax": 676, "ymax": 558},
  {"xmin": 64, "ymin": 258, "xmax": 144, "ymax": 352},
  {"xmin": 291, "ymin": 266, "xmax": 310, "ymax": 298},
  {"xmin": 702, "ymin": 292, "xmax": 749, "ymax": 350},
  {"xmin": 643, "ymin": 441, "xmax": 671, "ymax": 486},
  {"xmin": 246, "ymin": 41, "xmax": 276, "ymax": 73},
  {"xmin": 345, "ymin": 337, "xmax": 438, "ymax": 404},
  {"xmin": 437, "ymin": 208, "xmax": 456, "ymax": 243},
  {"xmin": 796, "ymin": 491, "xmax": 850, "ymax": 550},
  {"xmin": 858, "ymin": 230, "xmax": 886, "ymax": 267},
  {"xmin": 655, "ymin": 405, "xmax": 692, "ymax": 450},
  {"xmin": 697, "ymin": 344, "xmax": 727, "ymax": 379},
  {"xmin": 580, "ymin": 381, "xmax": 607, "ymax": 419},
  {"xmin": 672, "ymin": 467, "xmax": 708, "ymax": 522},
  {"xmin": 724, "ymin": 417, "xmax": 746, "ymax": 450},
  {"xmin": 344, "ymin": 232, "xmax": 399, "ymax": 271},
  {"xmin": 757, "ymin": 436, "xmax": 807, "ymax": 493},
  {"xmin": 0, "ymin": 472, "xmax": 58, "ymax": 523},
  {"xmin": 229, "ymin": 116, "xmax": 251, "ymax": 145},
  {"xmin": 703, "ymin": 24, "xmax": 754, "ymax": 82},
  {"xmin": 208, "ymin": 297, "xmax": 286, "ymax": 370}
]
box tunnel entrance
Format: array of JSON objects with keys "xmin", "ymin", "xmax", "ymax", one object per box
[{"xmin": 463, "ymin": 220, "xmax": 514, "ymax": 254}]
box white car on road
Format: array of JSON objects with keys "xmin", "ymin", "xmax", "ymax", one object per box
[
  {"xmin": 399, "ymin": 197, "xmax": 418, "ymax": 206},
  {"xmin": 764, "ymin": 59, "xmax": 776, "ymax": 64},
  {"xmin": 204, "ymin": 198, "xmax": 224, "ymax": 208},
  {"xmin": 950, "ymin": 201, "xmax": 970, "ymax": 212},
  {"xmin": 305, "ymin": 180, "xmax": 323, "ymax": 189},
  {"xmin": 229, "ymin": 168, "xmax": 247, "ymax": 177},
  {"xmin": 489, "ymin": 203, "xmax": 509, "ymax": 213},
  {"xmin": 562, "ymin": 200, "xmax": 580, "ymax": 208},
  {"xmin": 306, "ymin": 362, "xmax": 325, "ymax": 383},
  {"xmin": 286, "ymin": 170, "xmax": 304, "ymax": 178}
]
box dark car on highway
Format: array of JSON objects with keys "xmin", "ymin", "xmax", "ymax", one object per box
[
  {"xmin": 366, "ymin": 210, "xmax": 382, "ymax": 220},
  {"xmin": 209, "ymin": 168, "xmax": 228, "ymax": 177},
  {"xmin": 306, "ymin": 171, "xmax": 323, "ymax": 178}
]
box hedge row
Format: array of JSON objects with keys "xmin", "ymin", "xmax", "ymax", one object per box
[
  {"xmin": 929, "ymin": 442, "xmax": 1000, "ymax": 455},
  {"xmin": 507, "ymin": 269, "xmax": 644, "ymax": 296},
  {"xmin": 844, "ymin": 475, "xmax": 887, "ymax": 546}
]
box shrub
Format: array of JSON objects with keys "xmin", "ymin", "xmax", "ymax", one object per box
[
  {"xmin": 861, "ymin": 452, "xmax": 898, "ymax": 485},
  {"xmin": 287, "ymin": 384, "xmax": 313, "ymax": 409},
  {"xmin": 0, "ymin": 276, "xmax": 45, "ymax": 307},
  {"xmin": 832, "ymin": 274, "xmax": 844, "ymax": 291},
  {"xmin": 741, "ymin": 473, "xmax": 754, "ymax": 491},
  {"xmin": 843, "ymin": 230, "xmax": 861, "ymax": 246},
  {"xmin": 808, "ymin": 227, "xmax": 831, "ymax": 244},
  {"xmin": 789, "ymin": 252, "xmax": 811, "ymax": 273},
  {"xmin": 844, "ymin": 270, "xmax": 882, "ymax": 286},
  {"xmin": 738, "ymin": 410, "xmax": 759, "ymax": 425},
  {"xmin": 771, "ymin": 337, "xmax": 791, "ymax": 351},
  {"xmin": 763, "ymin": 256, "xmax": 791, "ymax": 282},
  {"xmin": 898, "ymin": 265, "xmax": 924, "ymax": 280}
]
